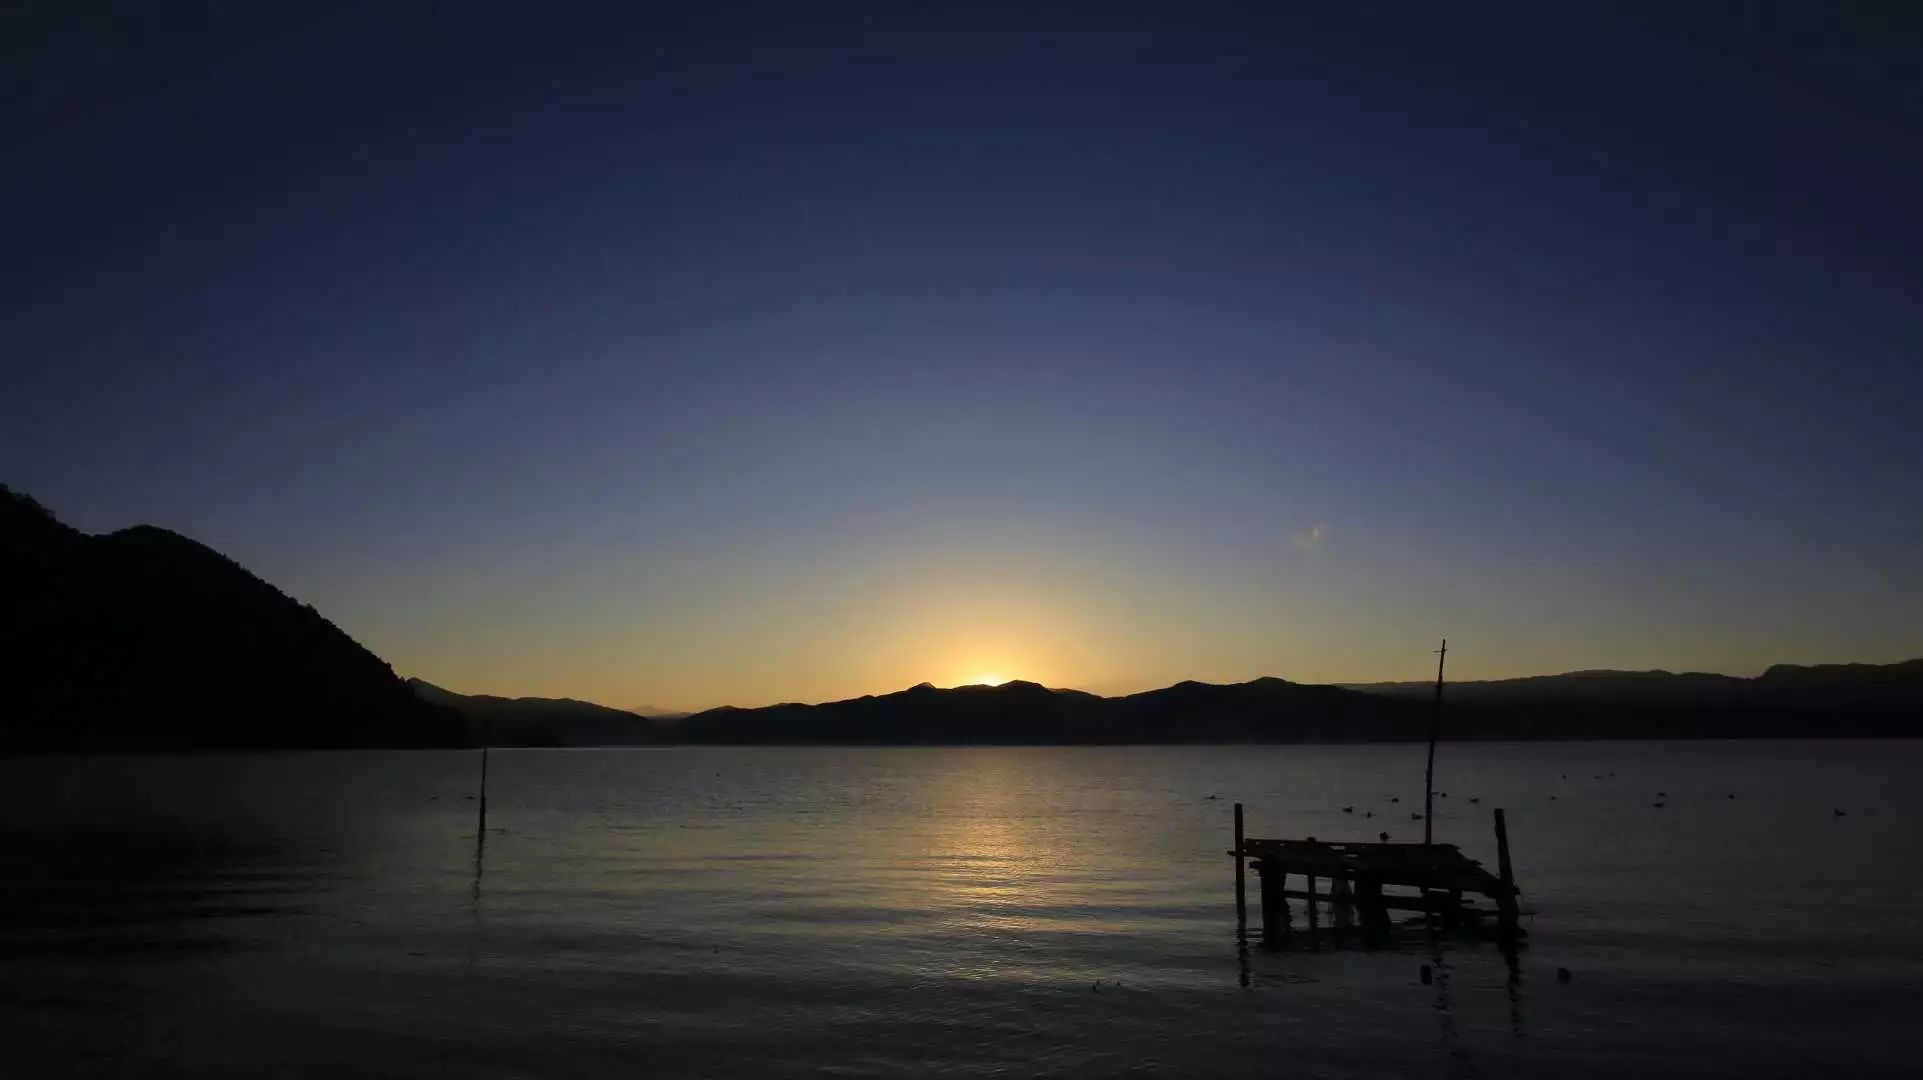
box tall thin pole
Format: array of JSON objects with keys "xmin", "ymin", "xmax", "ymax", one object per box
[
  {"xmin": 1424, "ymin": 639, "xmax": 1446, "ymax": 847},
  {"xmin": 1493, "ymin": 807, "xmax": 1518, "ymax": 942},
  {"xmin": 472, "ymin": 744, "xmax": 490, "ymax": 904},
  {"xmin": 477, "ymin": 746, "xmax": 489, "ymax": 845},
  {"xmin": 1233, "ymin": 802, "xmax": 1247, "ymax": 931}
]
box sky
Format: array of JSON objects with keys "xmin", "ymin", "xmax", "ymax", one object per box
[{"xmin": 4, "ymin": 4, "xmax": 1920, "ymax": 711}]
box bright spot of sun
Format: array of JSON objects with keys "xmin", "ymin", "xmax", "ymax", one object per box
[{"xmin": 968, "ymin": 673, "xmax": 1009, "ymax": 687}]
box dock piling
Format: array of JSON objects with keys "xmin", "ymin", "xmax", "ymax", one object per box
[
  {"xmin": 1494, "ymin": 808, "xmax": 1518, "ymax": 941},
  {"xmin": 1305, "ymin": 871, "xmax": 1319, "ymax": 933},
  {"xmin": 1331, "ymin": 873, "xmax": 1355, "ymax": 933},
  {"xmin": 1233, "ymin": 802, "xmax": 1247, "ymax": 932},
  {"xmin": 1229, "ymin": 828, "xmax": 1519, "ymax": 949},
  {"xmin": 1356, "ymin": 874, "xmax": 1388, "ymax": 944},
  {"xmin": 477, "ymin": 745, "xmax": 490, "ymax": 840},
  {"xmin": 1424, "ymin": 639, "xmax": 1446, "ymax": 847},
  {"xmin": 1258, "ymin": 862, "xmax": 1290, "ymax": 947}
]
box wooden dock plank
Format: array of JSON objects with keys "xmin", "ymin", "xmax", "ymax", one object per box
[{"xmin": 1238, "ymin": 838, "xmax": 1510, "ymax": 899}]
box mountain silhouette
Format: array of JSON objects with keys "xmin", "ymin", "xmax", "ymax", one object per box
[
  {"xmin": 678, "ymin": 676, "xmax": 1430, "ymax": 744},
  {"xmin": 407, "ymin": 678, "xmax": 656, "ymax": 747},
  {"xmin": 7, "ymin": 483, "xmax": 1917, "ymax": 751},
  {"xmin": 1342, "ymin": 662, "xmax": 1923, "ymax": 738},
  {"xmin": 1, "ymin": 485, "xmax": 463, "ymax": 752},
  {"xmin": 680, "ymin": 662, "xmax": 1919, "ymax": 745}
]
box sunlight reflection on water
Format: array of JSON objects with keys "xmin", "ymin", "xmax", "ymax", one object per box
[{"xmin": 3, "ymin": 743, "xmax": 1922, "ymax": 1077}]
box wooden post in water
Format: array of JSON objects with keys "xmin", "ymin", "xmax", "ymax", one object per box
[
  {"xmin": 471, "ymin": 744, "xmax": 491, "ymax": 901},
  {"xmin": 1331, "ymin": 873, "xmax": 1355, "ymax": 934},
  {"xmin": 1494, "ymin": 807, "xmax": 1518, "ymax": 941},
  {"xmin": 1356, "ymin": 874, "xmax": 1387, "ymax": 945},
  {"xmin": 1304, "ymin": 871, "xmax": 1319, "ymax": 934},
  {"xmin": 1232, "ymin": 803, "xmax": 1247, "ymax": 932},
  {"xmin": 477, "ymin": 745, "xmax": 490, "ymax": 840},
  {"xmin": 1258, "ymin": 862, "xmax": 1289, "ymax": 948},
  {"xmin": 1425, "ymin": 639, "xmax": 1446, "ymax": 847}
]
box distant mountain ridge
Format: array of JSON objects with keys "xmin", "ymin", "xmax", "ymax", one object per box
[
  {"xmin": 406, "ymin": 678, "xmax": 656, "ymax": 747},
  {"xmin": 1339, "ymin": 661, "xmax": 1923, "ymax": 739},
  {"xmin": 680, "ymin": 661, "xmax": 1920, "ymax": 744},
  {"xmin": 1344, "ymin": 661, "xmax": 1923, "ymax": 706},
  {"xmin": 6, "ymin": 483, "xmax": 1918, "ymax": 751},
  {"xmin": 1, "ymin": 484, "xmax": 463, "ymax": 751}
]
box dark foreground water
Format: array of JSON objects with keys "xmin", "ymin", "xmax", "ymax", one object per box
[{"xmin": 3, "ymin": 741, "xmax": 1921, "ymax": 1078}]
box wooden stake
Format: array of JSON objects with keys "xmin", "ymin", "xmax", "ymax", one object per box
[
  {"xmin": 478, "ymin": 745, "xmax": 490, "ymax": 837},
  {"xmin": 1331, "ymin": 873, "xmax": 1355, "ymax": 933},
  {"xmin": 1259, "ymin": 862, "xmax": 1289, "ymax": 947},
  {"xmin": 1305, "ymin": 872, "xmax": 1319, "ymax": 933},
  {"xmin": 1233, "ymin": 802, "xmax": 1247, "ymax": 932},
  {"xmin": 1356, "ymin": 874, "xmax": 1388, "ymax": 944},
  {"xmin": 1425, "ymin": 639, "xmax": 1446, "ymax": 847},
  {"xmin": 1494, "ymin": 807, "xmax": 1518, "ymax": 941},
  {"xmin": 472, "ymin": 745, "xmax": 490, "ymax": 901}
]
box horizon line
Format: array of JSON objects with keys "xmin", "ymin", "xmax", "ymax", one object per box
[{"xmin": 414, "ymin": 656, "xmax": 1923, "ymax": 717}]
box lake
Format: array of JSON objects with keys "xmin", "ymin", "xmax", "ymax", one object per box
[{"xmin": 3, "ymin": 741, "xmax": 1921, "ymax": 1077}]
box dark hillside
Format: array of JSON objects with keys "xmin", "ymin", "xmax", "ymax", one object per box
[{"xmin": 1, "ymin": 485, "xmax": 463, "ymax": 752}]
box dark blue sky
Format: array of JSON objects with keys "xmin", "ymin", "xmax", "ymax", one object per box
[{"xmin": 5, "ymin": 3, "xmax": 1920, "ymax": 707}]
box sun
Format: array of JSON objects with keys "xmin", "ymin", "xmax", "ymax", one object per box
[{"xmin": 966, "ymin": 673, "xmax": 1009, "ymax": 687}]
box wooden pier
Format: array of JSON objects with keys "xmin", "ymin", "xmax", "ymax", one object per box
[{"xmin": 1230, "ymin": 804, "xmax": 1522, "ymax": 947}]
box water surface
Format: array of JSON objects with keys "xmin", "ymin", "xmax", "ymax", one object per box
[{"xmin": 4, "ymin": 742, "xmax": 1920, "ymax": 1077}]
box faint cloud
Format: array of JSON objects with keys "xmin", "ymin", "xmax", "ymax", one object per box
[{"xmin": 1290, "ymin": 521, "xmax": 1330, "ymax": 550}]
